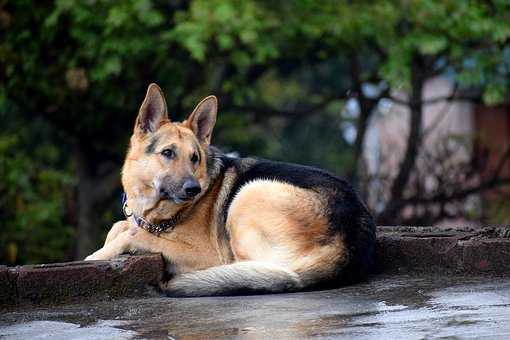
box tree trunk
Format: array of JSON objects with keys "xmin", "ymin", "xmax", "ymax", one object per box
[
  {"xmin": 378, "ymin": 56, "xmax": 425, "ymax": 224},
  {"xmin": 74, "ymin": 146, "xmax": 121, "ymax": 259},
  {"xmin": 76, "ymin": 178, "xmax": 98, "ymax": 259},
  {"xmin": 348, "ymin": 52, "xmax": 374, "ymax": 184},
  {"xmin": 350, "ymin": 101, "xmax": 373, "ymax": 185},
  {"xmin": 74, "ymin": 148, "xmax": 99, "ymax": 260}
]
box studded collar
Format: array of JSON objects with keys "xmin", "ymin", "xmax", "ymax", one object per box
[{"xmin": 121, "ymin": 193, "xmax": 183, "ymax": 235}]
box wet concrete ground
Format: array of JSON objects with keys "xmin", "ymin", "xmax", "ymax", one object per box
[{"xmin": 1, "ymin": 274, "xmax": 510, "ymax": 339}]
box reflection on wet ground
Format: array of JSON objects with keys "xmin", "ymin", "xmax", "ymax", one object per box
[{"xmin": 1, "ymin": 275, "xmax": 510, "ymax": 339}]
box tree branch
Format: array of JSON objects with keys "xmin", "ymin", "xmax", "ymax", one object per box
[
  {"xmin": 407, "ymin": 177, "xmax": 510, "ymax": 205},
  {"xmin": 226, "ymin": 94, "xmax": 344, "ymax": 119},
  {"xmin": 388, "ymin": 84, "xmax": 481, "ymax": 107},
  {"xmin": 493, "ymin": 144, "xmax": 510, "ymax": 178}
]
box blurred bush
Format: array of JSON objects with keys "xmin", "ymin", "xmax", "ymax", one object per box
[{"xmin": 0, "ymin": 120, "xmax": 75, "ymax": 264}]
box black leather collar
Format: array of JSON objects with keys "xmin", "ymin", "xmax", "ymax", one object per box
[{"xmin": 121, "ymin": 193, "xmax": 183, "ymax": 235}]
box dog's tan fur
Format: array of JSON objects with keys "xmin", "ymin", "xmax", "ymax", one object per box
[
  {"xmin": 85, "ymin": 84, "xmax": 375, "ymax": 296},
  {"xmin": 227, "ymin": 179, "xmax": 346, "ymax": 275}
]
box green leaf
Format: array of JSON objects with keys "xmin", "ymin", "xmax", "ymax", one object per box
[
  {"xmin": 417, "ymin": 35, "xmax": 448, "ymax": 55},
  {"xmin": 483, "ymin": 83, "xmax": 506, "ymax": 106}
]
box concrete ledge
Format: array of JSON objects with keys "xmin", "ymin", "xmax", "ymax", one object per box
[
  {"xmin": 1, "ymin": 226, "xmax": 509, "ymax": 308},
  {"xmin": 1, "ymin": 254, "xmax": 163, "ymax": 308},
  {"xmin": 376, "ymin": 226, "xmax": 510, "ymax": 275},
  {"xmin": 0, "ymin": 266, "xmax": 16, "ymax": 306}
]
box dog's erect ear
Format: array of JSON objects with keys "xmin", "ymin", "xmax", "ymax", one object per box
[
  {"xmin": 186, "ymin": 96, "xmax": 217, "ymax": 145},
  {"xmin": 135, "ymin": 83, "xmax": 169, "ymax": 134}
]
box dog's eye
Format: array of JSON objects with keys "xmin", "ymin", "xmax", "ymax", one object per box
[
  {"xmin": 161, "ymin": 149, "xmax": 175, "ymax": 159},
  {"xmin": 191, "ymin": 152, "xmax": 199, "ymax": 164}
]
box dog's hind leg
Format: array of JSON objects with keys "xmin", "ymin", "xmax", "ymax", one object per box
[
  {"xmin": 226, "ymin": 180, "xmax": 344, "ymax": 278},
  {"xmin": 160, "ymin": 180, "xmax": 344, "ymax": 297}
]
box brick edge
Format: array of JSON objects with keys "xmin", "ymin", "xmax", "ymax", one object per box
[{"xmin": 0, "ymin": 254, "xmax": 164, "ymax": 309}]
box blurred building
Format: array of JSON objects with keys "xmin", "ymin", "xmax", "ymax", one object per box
[
  {"xmin": 474, "ymin": 104, "xmax": 510, "ymax": 193},
  {"xmin": 363, "ymin": 76, "xmax": 510, "ymax": 223}
]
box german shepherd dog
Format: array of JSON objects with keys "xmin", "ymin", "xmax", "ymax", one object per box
[{"xmin": 85, "ymin": 84, "xmax": 376, "ymax": 297}]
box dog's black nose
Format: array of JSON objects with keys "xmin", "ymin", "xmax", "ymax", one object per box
[{"xmin": 183, "ymin": 179, "xmax": 201, "ymax": 197}]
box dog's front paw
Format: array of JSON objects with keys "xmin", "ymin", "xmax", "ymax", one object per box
[
  {"xmin": 85, "ymin": 230, "xmax": 134, "ymax": 261},
  {"xmin": 84, "ymin": 253, "xmax": 101, "ymax": 261},
  {"xmin": 84, "ymin": 248, "xmax": 110, "ymax": 261}
]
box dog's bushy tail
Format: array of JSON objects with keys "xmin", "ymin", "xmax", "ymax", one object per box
[{"xmin": 159, "ymin": 261, "xmax": 303, "ymax": 297}]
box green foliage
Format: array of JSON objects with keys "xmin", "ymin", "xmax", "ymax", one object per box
[
  {"xmin": 0, "ymin": 132, "xmax": 75, "ymax": 264},
  {"xmin": 486, "ymin": 196, "xmax": 510, "ymax": 225},
  {"xmin": 173, "ymin": 0, "xmax": 280, "ymax": 63}
]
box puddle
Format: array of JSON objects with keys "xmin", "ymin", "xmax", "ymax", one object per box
[
  {"xmin": 0, "ymin": 320, "xmax": 136, "ymax": 340},
  {"xmin": 1, "ymin": 275, "xmax": 510, "ymax": 339}
]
